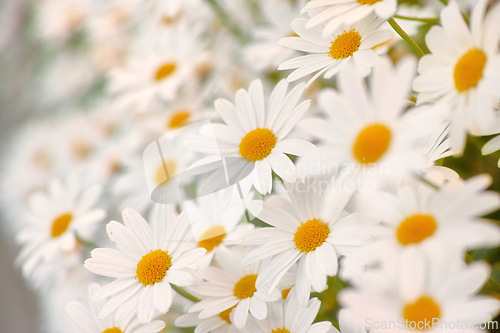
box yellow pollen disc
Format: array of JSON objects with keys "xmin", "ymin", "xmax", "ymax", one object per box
[
  {"xmin": 136, "ymin": 250, "xmax": 172, "ymax": 286},
  {"xmin": 403, "ymin": 296, "xmax": 441, "ymax": 330},
  {"xmin": 233, "ymin": 274, "xmax": 258, "ymax": 299},
  {"xmin": 294, "ymin": 218, "xmax": 330, "ymax": 253},
  {"xmin": 155, "ymin": 62, "xmax": 176, "ymax": 81},
  {"xmin": 454, "ymin": 48, "xmax": 487, "ymax": 93},
  {"xmin": 155, "ymin": 160, "xmax": 177, "ymax": 185},
  {"xmin": 198, "ymin": 226, "xmax": 226, "ymax": 252},
  {"xmin": 329, "ymin": 29, "xmax": 362, "ymax": 60},
  {"xmin": 272, "ymin": 328, "xmax": 290, "ymax": 333},
  {"xmin": 281, "ymin": 287, "xmax": 292, "ymax": 299},
  {"xmin": 219, "ymin": 305, "xmax": 236, "ymax": 324},
  {"xmin": 102, "ymin": 328, "xmax": 124, "ymax": 333},
  {"xmin": 396, "ymin": 214, "xmax": 437, "ymax": 246},
  {"xmin": 168, "ymin": 110, "xmax": 190, "ymax": 128},
  {"xmin": 51, "ymin": 213, "xmax": 73, "ymax": 238},
  {"xmin": 357, "ymin": 0, "xmax": 382, "ymax": 5},
  {"xmin": 239, "ymin": 128, "xmax": 277, "ymax": 162},
  {"xmin": 352, "ymin": 124, "xmax": 391, "ymax": 164}
]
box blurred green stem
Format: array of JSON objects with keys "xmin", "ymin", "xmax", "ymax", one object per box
[
  {"xmin": 206, "ymin": 0, "xmax": 248, "ymax": 43},
  {"xmin": 393, "ymin": 15, "xmax": 439, "ymax": 24},
  {"xmin": 388, "ymin": 18, "xmax": 426, "ymax": 58},
  {"xmin": 172, "ymin": 284, "xmax": 200, "ymax": 302}
]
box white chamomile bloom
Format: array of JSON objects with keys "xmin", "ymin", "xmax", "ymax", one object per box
[
  {"xmin": 16, "ymin": 176, "xmax": 105, "ymax": 281},
  {"xmin": 66, "ymin": 283, "xmax": 166, "ymax": 333},
  {"xmin": 413, "ymin": 0, "xmax": 500, "ymax": 153},
  {"xmin": 243, "ymin": 288, "xmax": 335, "ymax": 333},
  {"xmin": 84, "ymin": 205, "xmax": 206, "ymax": 324},
  {"xmin": 340, "ymin": 251, "xmax": 500, "ymax": 333},
  {"xmin": 279, "ymin": 14, "xmax": 392, "ymax": 85},
  {"xmin": 187, "ymin": 247, "xmax": 281, "ymax": 329},
  {"xmin": 302, "ymin": 0, "xmax": 397, "ymax": 38},
  {"xmin": 187, "ymin": 79, "xmax": 314, "ymax": 195},
  {"xmin": 342, "ymin": 175, "xmax": 500, "ymax": 280},
  {"xmin": 184, "ymin": 187, "xmax": 255, "ymax": 267},
  {"xmin": 243, "ymin": 174, "xmax": 367, "ymax": 305},
  {"xmin": 300, "ymin": 57, "xmax": 448, "ymax": 186}
]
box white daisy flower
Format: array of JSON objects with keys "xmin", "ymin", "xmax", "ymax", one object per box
[
  {"xmin": 16, "ymin": 176, "xmax": 105, "ymax": 282},
  {"xmin": 187, "ymin": 79, "xmax": 314, "ymax": 195},
  {"xmin": 84, "ymin": 205, "xmax": 206, "ymax": 324},
  {"xmin": 243, "ymin": 174, "xmax": 367, "ymax": 305},
  {"xmin": 301, "ymin": 0, "xmax": 397, "ymax": 38},
  {"xmin": 186, "ymin": 247, "xmax": 281, "ymax": 329},
  {"xmin": 300, "ymin": 57, "xmax": 448, "ymax": 187},
  {"xmin": 279, "ymin": 14, "xmax": 392, "ymax": 85},
  {"xmin": 243, "ymin": 288, "xmax": 335, "ymax": 333},
  {"xmin": 184, "ymin": 187, "xmax": 255, "ymax": 267},
  {"xmin": 342, "ymin": 175, "xmax": 500, "ymax": 280},
  {"xmin": 413, "ymin": 0, "xmax": 500, "ymax": 153},
  {"xmin": 66, "ymin": 283, "xmax": 166, "ymax": 333},
  {"xmin": 340, "ymin": 250, "xmax": 500, "ymax": 332}
]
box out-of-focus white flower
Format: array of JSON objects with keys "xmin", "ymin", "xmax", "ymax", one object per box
[
  {"xmin": 187, "ymin": 247, "xmax": 281, "ymax": 329},
  {"xmin": 16, "ymin": 176, "xmax": 105, "ymax": 284},
  {"xmin": 413, "ymin": 0, "xmax": 500, "ymax": 153},
  {"xmin": 84, "ymin": 205, "xmax": 206, "ymax": 323},
  {"xmin": 66, "ymin": 283, "xmax": 166, "ymax": 333},
  {"xmin": 244, "ymin": 0, "xmax": 305, "ymax": 72},
  {"xmin": 302, "ymin": 0, "xmax": 397, "ymax": 38},
  {"xmin": 35, "ymin": 0, "xmax": 89, "ymax": 43},
  {"xmin": 340, "ymin": 251, "xmax": 500, "ymax": 333},
  {"xmin": 109, "ymin": 23, "xmax": 208, "ymax": 112},
  {"xmin": 279, "ymin": 14, "xmax": 392, "ymax": 85}
]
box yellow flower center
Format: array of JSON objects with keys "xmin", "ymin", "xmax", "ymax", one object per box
[
  {"xmin": 272, "ymin": 328, "xmax": 290, "ymax": 333},
  {"xmin": 239, "ymin": 128, "xmax": 277, "ymax": 162},
  {"xmin": 155, "ymin": 62, "xmax": 176, "ymax": 81},
  {"xmin": 233, "ymin": 274, "xmax": 258, "ymax": 299},
  {"xmin": 219, "ymin": 305, "xmax": 236, "ymax": 324},
  {"xmin": 352, "ymin": 124, "xmax": 391, "ymax": 164},
  {"xmin": 51, "ymin": 213, "xmax": 73, "ymax": 238},
  {"xmin": 453, "ymin": 48, "xmax": 487, "ymax": 93},
  {"xmin": 329, "ymin": 29, "xmax": 362, "ymax": 60},
  {"xmin": 396, "ymin": 214, "xmax": 437, "ymax": 246},
  {"xmin": 403, "ymin": 296, "xmax": 441, "ymax": 330},
  {"xmin": 155, "ymin": 160, "xmax": 177, "ymax": 185},
  {"xmin": 198, "ymin": 226, "xmax": 226, "ymax": 252},
  {"xmin": 102, "ymin": 328, "xmax": 123, "ymax": 333},
  {"xmin": 136, "ymin": 250, "xmax": 172, "ymax": 286},
  {"xmin": 294, "ymin": 218, "xmax": 330, "ymax": 253},
  {"xmin": 168, "ymin": 110, "xmax": 190, "ymax": 128},
  {"xmin": 357, "ymin": 0, "xmax": 382, "ymax": 5},
  {"xmin": 281, "ymin": 287, "xmax": 292, "ymax": 299}
]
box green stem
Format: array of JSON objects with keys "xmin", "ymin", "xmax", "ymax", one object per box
[
  {"xmin": 438, "ymin": 0, "xmax": 448, "ymax": 5},
  {"xmin": 415, "ymin": 173, "xmax": 440, "ymax": 190},
  {"xmin": 387, "ymin": 18, "xmax": 426, "ymax": 58},
  {"xmin": 393, "ymin": 15, "xmax": 439, "ymax": 24},
  {"xmin": 206, "ymin": 0, "xmax": 248, "ymax": 43},
  {"xmin": 172, "ymin": 284, "xmax": 200, "ymax": 302}
]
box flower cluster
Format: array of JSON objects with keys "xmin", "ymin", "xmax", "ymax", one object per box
[{"xmin": 2, "ymin": 0, "xmax": 500, "ymax": 333}]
